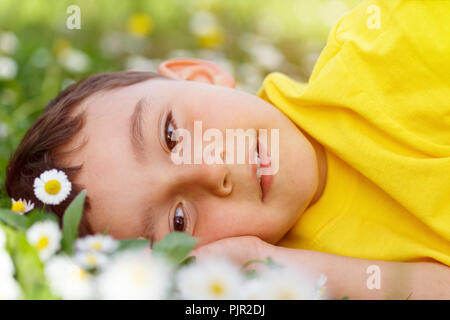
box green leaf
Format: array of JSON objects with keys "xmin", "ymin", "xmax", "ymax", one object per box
[
  {"xmin": 241, "ymin": 258, "xmax": 265, "ymax": 270},
  {"xmin": 26, "ymin": 210, "xmax": 59, "ymax": 227},
  {"xmin": 117, "ymin": 238, "xmax": 151, "ymax": 252},
  {"xmin": 241, "ymin": 257, "xmax": 284, "ymax": 271},
  {"xmin": 341, "ymin": 296, "xmax": 350, "ymax": 300},
  {"xmin": 1, "ymin": 223, "xmax": 17, "ymax": 252},
  {"xmin": 263, "ymin": 256, "xmax": 284, "ymax": 269},
  {"xmin": 61, "ymin": 190, "xmax": 86, "ymax": 255},
  {"xmin": 243, "ymin": 269, "xmax": 258, "ymax": 279},
  {"xmin": 152, "ymin": 232, "xmax": 198, "ymax": 266},
  {"xmin": 0, "ymin": 208, "xmax": 29, "ymax": 230},
  {"xmin": 4, "ymin": 225, "xmax": 57, "ymax": 300},
  {"xmin": 179, "ymin": 255, "xmax": 196, "ymax": 267}
]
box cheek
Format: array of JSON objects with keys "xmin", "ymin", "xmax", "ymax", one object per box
[
  {"xmin": 193, "ymin": 201, "xmax": 264, "ymax": 245},
  {"xmin": 86, "ymin": 206, "xmax": 143, "ymax": 239},
  {"xmin": 194, "ymin": 207, "xmax": 235, "ymax": 244}
]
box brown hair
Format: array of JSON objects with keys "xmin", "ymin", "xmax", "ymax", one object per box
[{"xmin": 5, "ymin": 71, "xmax": 165, "ymax": 234}]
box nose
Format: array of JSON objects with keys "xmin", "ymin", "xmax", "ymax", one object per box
[{"xmin": 174, "ymin": 162, "xmax": 233, "ymax": 197}]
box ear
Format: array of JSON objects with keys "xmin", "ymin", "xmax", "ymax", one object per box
[{"xmin": 158, "ymin": 58, "xmax": 236, "ymax": 88}]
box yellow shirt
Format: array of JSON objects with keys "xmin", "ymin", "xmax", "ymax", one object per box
[{"xmin": 258, "ymin": 0, "xmax": 450, "ymax": 266}]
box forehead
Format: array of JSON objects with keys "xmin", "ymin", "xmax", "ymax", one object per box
[
  {"xmin": 57, "ymin": 81, "xmax": 162, "ymax": 226},
  {"xmin": 80, "ymin": 79, "xmax": 161, "ymax": 117}
]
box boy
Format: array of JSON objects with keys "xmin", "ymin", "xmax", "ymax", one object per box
[{"xmin": 5, "ymin": 0, "xmax": 450, "ymax": 298}]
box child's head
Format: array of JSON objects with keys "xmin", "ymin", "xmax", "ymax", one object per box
[{"xmin": 6, "ymin": 59, "xmax": 322, "ymax": 246}]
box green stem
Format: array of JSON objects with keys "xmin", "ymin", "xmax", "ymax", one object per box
[{"xmin": 241, "ymin": 258, "xmax": 266, "ymax": 270}]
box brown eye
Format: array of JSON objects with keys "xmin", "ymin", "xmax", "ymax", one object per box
[
  {"xmin": 173, "ymin": 204, "xmax": 186, "ymax": 232},
  {"xmin": 165, "ymin": 111, "xmax": 178, "ymax": 151}
]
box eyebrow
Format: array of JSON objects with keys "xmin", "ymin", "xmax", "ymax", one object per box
[
  {"xmin": 129, "ymin": 98, "xmax": 148, "ymax": 163},
  {"xmin": 129, "ymin": 98, "xmax": 157, "ymax": 242}
]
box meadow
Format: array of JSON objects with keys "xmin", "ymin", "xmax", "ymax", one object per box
[{"xmin": 0, "ymin": 0, "xmax": 359, "ymax": 208}]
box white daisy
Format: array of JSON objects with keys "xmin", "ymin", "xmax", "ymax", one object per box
[
  {"xmin": 33, "ymin": 169, "xmax": 72, "ymax": 205},
  {"xmin": 75, "ymin": 234, "xmax": 118, "ymax": 253},
  {"xmin": 0, "ymin": 249, "xmax": 15, "ymax": 278},
  {"xmin": 10, "ymin": 198, "xmax": 35, "ymax": 215},
  {"xmin": 0, "ymin": 228, "xmax": 6, "ymax": 249},
  {"xmin": 0, "ymin": 121, "xmax": 8, "ymax": 139},
  {"xmin": 189, "ymin": 11, "xmax": 219, "ymax": 36},
  {"xmin": 96, "ymin": 250, "xmax": 171, "ymax": 300},
  {"xmin": 260, "ymin": 267, "xmax": 323, "ymax": 300},
  {"xmin": 58, "ymin": 48, "xmax": 91, "ymax": 74},
  {"xmin": 26, "ymin": 221, "xmax": 62, "ymax": 262},
  {"xmin": 239, "ymin": 278, "xmax": 271, "ymax": 300},
  {"xmin": 0, "ymin": 31, "xmax": 19, "ymax": 55},
  {"xmin": 0, "ymin": 275, "xmax": 22, "ymax": 300},
  {"xmin": 0, "ymin": 56, "xmax": 17, "ymax": 80},
  {"xmin": 45, "ymin": 255, "xmax": 94, "ymax": 300},
  {"xmin": 315, "ymin": 274, "xmax": 328, "ymax": 299},
  {"xmin": 74, "ymin": 251, "xmax": 108, "ymax": 270},
  {"xmin": 176, "ymin": 256, "xmax": 244, "ymax": 299}
]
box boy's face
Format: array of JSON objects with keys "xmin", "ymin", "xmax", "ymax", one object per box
[{"xmin": 61, "ymin": 76, "xmax": 321, "ymax": 247}]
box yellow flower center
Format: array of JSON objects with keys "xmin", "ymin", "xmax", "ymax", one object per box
[
  {"xmin": 209, "ymin": 281, "xmax": 225, "ymax": 296},
  {"xmin": 277, "ymin": 290, "xmax": 295, "ymax": 300},
  {"xmin": 52, "ymin": 38, "xmax": 71, "ymax": 57},
  {"xmin": 127, "ymin": 13, "xmax": 154, "ymax": 36},
  {"xmin": 87, "ymin": 255, "xmax": 97, "ymax": 266},
  {"xmin": 319, "ymin": 286, "xmax": 325, "ymax": 297},
  {"xmin": 44, "ymin": 180, "xmax": 61, "ymax": 195},
  {"xmin": 11, "ymin": 201, "xmax": 26, "ymax": 213},
  {"xmin": 76, "ymin": 268, "xmax": 88, "ymax": 281},
  {"xmin": 197, "ymin": 28, "xmax": 224, "ymax": 49},
  {"xmin": 91, "ymin": 242, "xmax": 102, "ymax": 250},
  {"xmin": 36, "ymin": 236, "xmax": 49, "ymax": 251},
  {"xmin": 70, "ymin": 266, "xmax": 88, "ymax": 281}
]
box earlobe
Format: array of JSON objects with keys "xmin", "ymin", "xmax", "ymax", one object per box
[{"xmin": 158, "ymin": 58, "xmax": 236, "ymax": 88}]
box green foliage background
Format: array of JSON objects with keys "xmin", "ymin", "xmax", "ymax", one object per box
[{"xmin": 0, "ymin": 0, "xmax": 360, "ymax": 208}]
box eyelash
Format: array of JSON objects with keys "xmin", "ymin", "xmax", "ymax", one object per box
[
  {"xmin": 164, "ymin": 111, "xmax": 179, "ymax": 152},
  {"xmin": 163, "ymin": 112, "xmax": 190, "ymax": 234}
]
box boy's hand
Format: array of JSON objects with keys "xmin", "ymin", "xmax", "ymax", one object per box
[
  {"xmin": 190, "ymin": 236, "xmax": 450, "ymax": 299},
  {"xmin": 190, "ymin": 236, "xmax": 274, "ymax": 266}
]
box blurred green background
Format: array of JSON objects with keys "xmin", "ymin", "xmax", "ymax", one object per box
[{"xmin": 0, "ymin": 0, "xmax": 360, "ymax": 208}]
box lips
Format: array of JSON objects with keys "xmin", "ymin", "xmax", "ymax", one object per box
[{"xmin": 252, "ymin": 135, "xmax": 273, "ymax": 202}]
